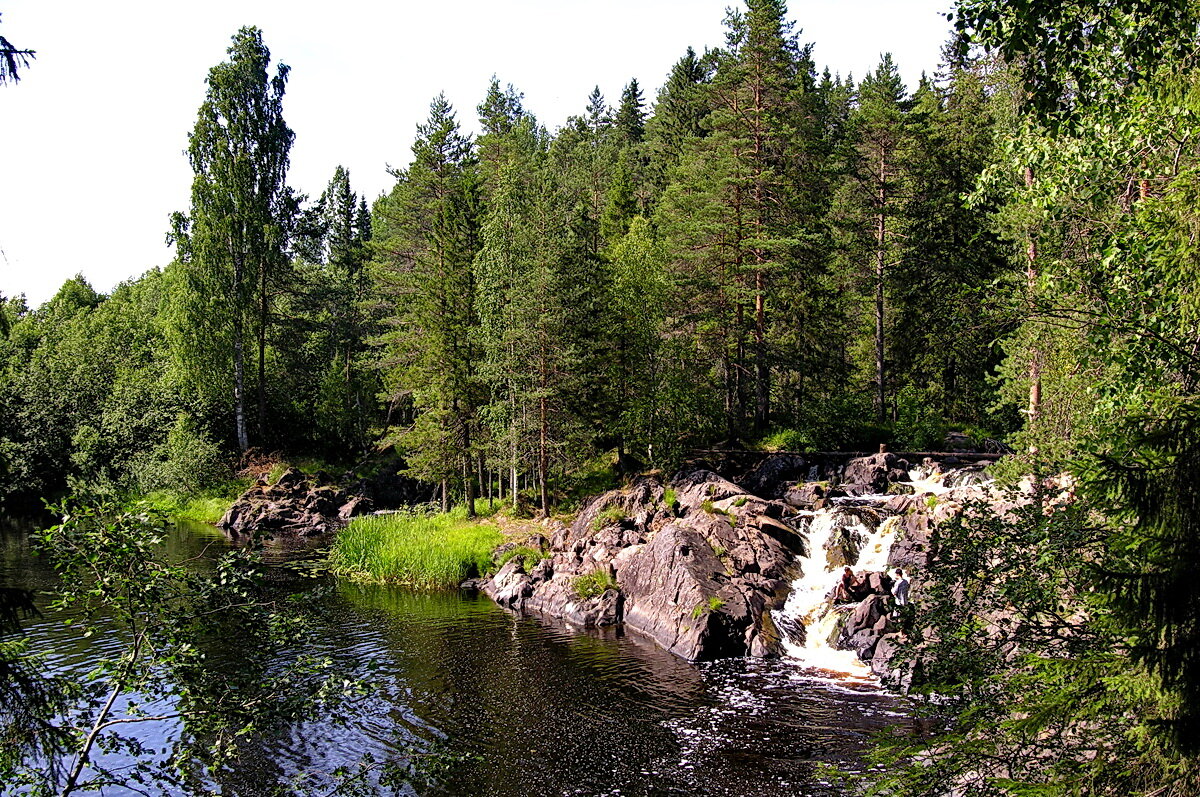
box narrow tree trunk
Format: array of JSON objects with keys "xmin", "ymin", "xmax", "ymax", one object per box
[
  {"xmin": 1024, "ymin": 164, "xmax": 1041, "ymax": 447},
  {"xmin": 875, "ymin": 152, "xmax": 887, "ymax": 425},
  {"xmin": 257, "ymin": 262, "xmax": 268, "ymax": 440},
  {"xmin": 539, "ymin": 394, "xmax": 550, "ymax": 519},
  {"xmin": 754, "ymin": 267, "xmax": 769, "ymax": 432},
  {"xmin": 233, "ymin": 255, "xmax": 249, "ymax": 452},
  {"xmin": 440, "ymin": 479, "xmax": 449, "ymax": 514}
]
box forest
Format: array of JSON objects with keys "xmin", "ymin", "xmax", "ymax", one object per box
[
  {"xmin": 4, "ymin": 0, "xmax": 1200, "ymax": 793},
  {"xmin": 1, "ymin": 6, "xmax": 1018, "ymax": 513}
]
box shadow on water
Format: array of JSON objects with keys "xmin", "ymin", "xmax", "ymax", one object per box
[{"xmin": 2, "ymin": 515, "xmax": 913, "ymax": 796}]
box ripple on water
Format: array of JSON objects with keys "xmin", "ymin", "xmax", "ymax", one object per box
[{"xmin": 2, "ymin": 518, "xmax": 913, "ymax": 796}]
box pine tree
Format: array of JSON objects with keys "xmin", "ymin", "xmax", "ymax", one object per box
[
  {"xmin": 845, "ymin": 53, "xmax": 909, "ymax": 424},
  {"xmin": 373, "ymin": 95, "xmax": 482, "ymax": 515}
]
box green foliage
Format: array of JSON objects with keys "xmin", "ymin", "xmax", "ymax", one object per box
[
  {"xmin": 592, "ymin": 505, "xmax": 625, "ymax": 531},
  {"xmin": 858, "ymin": 486, "xmax": 1199, "ymax": 795},
  {"xmin": 2, "ymin": 500, "xmax": 349, "ymax": 795},
  {"xmin": 757, "ymin": 428, "xmax": 814, "ymax": 452},
  {"xmin": 169, "ymin": 26, "xmax": 295, "ymax": 452},
  {"xmin": 494, "ymin": 545, "xmax": 545, "ymax": 571},
  {"xmin": 690, "ymin": 595, "xmax": 725, "ymax": 619},
  {"xmin": 328, "ymin": 510, "xmax": 502, "ymax": 589},
  {"xmin": 572, "ymin": 569, "xmax": 617, "ymax": 600},
  {"xmin": 663, "ymin": 488, "xmax": 678, "ymax": 512},
  {"xmin": 132, "ymin": 413, "xmax": 231, "ymax": 497}
]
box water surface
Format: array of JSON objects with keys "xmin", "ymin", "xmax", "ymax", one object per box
[{"xmin": 0, "ymin": 515, "xmax": 910, "ymax": 796}]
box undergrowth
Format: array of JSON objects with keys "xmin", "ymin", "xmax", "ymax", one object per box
[{"xmin": 328, "ymin": 509, "xmax": 502, "ymax": 589}]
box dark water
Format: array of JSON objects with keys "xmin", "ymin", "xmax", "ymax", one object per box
[{"xmin": 0, "ymin": 515, "xmax": 911, "ymax": 796}]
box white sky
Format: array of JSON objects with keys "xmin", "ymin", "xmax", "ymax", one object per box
[{"xmin": 0, "ymin": 0, "xmax": 952, "ymax": 306}]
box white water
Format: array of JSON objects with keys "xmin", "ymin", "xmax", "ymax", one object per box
[{"xmin": 773, "ymin": 463, "xmax": 984, "ymax": 680}]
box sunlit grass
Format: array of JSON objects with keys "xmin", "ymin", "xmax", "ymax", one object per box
[
  {"xmin": 328, "ymin": 510, "xmax": 503, "ymax": 589},
  {"xmin": 142, "ymin": 487, "xmax": 245, "ymax": 524}
]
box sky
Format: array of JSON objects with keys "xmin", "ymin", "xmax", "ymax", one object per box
[{"xmin": 0, "ymin": 0, "xmax": 953, "ymax": 307}]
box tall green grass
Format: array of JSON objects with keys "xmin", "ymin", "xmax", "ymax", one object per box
[
  {"xmin": 328, "ymin": 510, "xmax": 503, "ymax": 589},
  {"xmin": 142, "ymin": 488, "xmax": 245, "ymax": 524}
]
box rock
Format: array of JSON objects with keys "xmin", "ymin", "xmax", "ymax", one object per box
[
  {"xmin": 783, "ymin": 481, "xmax": 826, "ymax": 509},
  {"xmin": 738, "ymin": 454, "xmax": 808, "ymax": 498},
  {"xmin": 842, "ymin": 453, "xmax": 911, "ymax": 494},
  {"xmin": 219, "ymin": 470, "xmax": 370, "ymax": 538},
  {"xmin": 481, "ymin": 469, "xmax": 799, "ymax": 661}
]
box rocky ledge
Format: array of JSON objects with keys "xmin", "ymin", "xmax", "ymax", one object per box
[
  {"xmin": 481, "ymin": 451, "xmax": 995, "ymax": 671},
  {"xmin": 218, "ymin": 467, "xmax": 373, "ymax": 538}
]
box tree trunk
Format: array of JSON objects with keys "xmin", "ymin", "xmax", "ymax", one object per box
[
  {"xmin": 233, "ymin": 255, "xmax": 249, "ymax": 452},
  {"xmin": 440, "ymin": 479, "xmax": 449, "ymax": 514},
  {"xmin": 539, "ymin": 394, "xmax": 550, "ymax": 519},
  {"xmin": 1024, "ymin": 164, "xmax": 1041, "ymax": 447},
  {"xmin": 257, "ymin": 261, "xmax": 268, "ymax": 440},
  {"xmin": 875, "ymin": 151, "xmax": 887, "ymax": 425}
]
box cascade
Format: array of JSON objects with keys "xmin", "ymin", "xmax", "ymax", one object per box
[{"xmin": 772, "ymin": 463, "xmax": 983, "ymax": 678}]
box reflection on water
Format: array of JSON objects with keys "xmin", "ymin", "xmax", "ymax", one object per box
[{"xmin": 1, "ymin": 515, "xmax": 911, "ymax": 796}]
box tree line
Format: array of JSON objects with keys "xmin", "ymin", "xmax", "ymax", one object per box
[{"xmin": 0, "ymin": 3, "xmax": 1023, "ymax": 513}]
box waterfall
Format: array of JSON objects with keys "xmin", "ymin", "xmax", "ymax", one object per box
[
  {"xmin": 771, "ymin": 462, "xmax": 991, "ymax": 678},
  {"xmin": 771, "ymin": 505, "xmax": 900, "ymax": 677}
]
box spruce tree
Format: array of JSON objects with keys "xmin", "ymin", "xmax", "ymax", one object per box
[{"xmin": 373, "ymin": 95, "xmax": 482, "ymax": 515}]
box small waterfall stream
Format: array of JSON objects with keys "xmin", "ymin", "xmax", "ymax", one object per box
[{"xmin": 772, "ymin": 464, "xmax": 973, "ymax": 679}]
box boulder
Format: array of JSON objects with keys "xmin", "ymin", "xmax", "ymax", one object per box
[
  {"xmin": 218, "ymin": 469, "xmax": 372, "ymax": 538},
  {"xmin": 481, "ymin": 469, "xmax": 799, "ymax": 661},
  {"xmin": 738, "ymin": 454, "xmax": 808, "ymax": 498},
  {"xmin": 842, "ymin": 453, "xmax": 911, "ymax": 494}
]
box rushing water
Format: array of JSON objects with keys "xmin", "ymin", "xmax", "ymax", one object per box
[{"xmin": 1, "ymin": 513, "xmax": 912, "ymax": 796}]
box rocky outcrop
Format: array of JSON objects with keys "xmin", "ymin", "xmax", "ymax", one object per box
[
  {"xmin": 483, "ymin": 469, "xmax": 802, "ymax": 661},
  {"xmin": 483, "ymin": 453, "xmax": 1003, "ymax": 678},
  {"xmin": 841, "ymin": 452, "xmax": 911, "ymax": 494},
  {"xmin": 218, "ymin": 468, "xmax": 373, "ymax": 538}
]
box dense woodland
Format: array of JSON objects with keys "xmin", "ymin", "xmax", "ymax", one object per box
[
  {"xmin": 0, "ymin": 7, "xmax": 1018, "ymax": 512},
  {"xmin": 6, "ymin": 0, "xmax": 1200, "ymax": 793}
]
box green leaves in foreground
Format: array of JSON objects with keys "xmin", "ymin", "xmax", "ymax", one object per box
[
  {"xmin": 853, "ymin": 484, "xmax": 1200, "ymax": 796},
  {"xmin": 3, "ymin": 499, "xmax": 354, "ymax": 796}
]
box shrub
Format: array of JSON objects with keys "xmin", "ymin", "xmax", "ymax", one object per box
[
  {"xmin": 572, "ymin": 570, "xmax": 617, "ymax": 600},
  {"xmin": 663, "ymin": 487, "xmax": 678, "ymax": 512},
  {"xmin": 690, "ymin": 596, "xmax": 725, "ymax": 619},
  {"xmin": 592, "ymin": 504, "xmax": 625, "ymax": 531},
  {"xmin": 757, "ymin": 428, "xmax": 814, "ymax": 452},
  {"xmin": 495, "ymin": 545, "xmax": 546, "ymax": 571}
]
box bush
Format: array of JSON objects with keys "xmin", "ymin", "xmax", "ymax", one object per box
[
  {"xmin": 133, "ymin": 413, "xmax": 230, "ymax": 496},
  {"xmin": 572, "ymin": 570, "xmax": 617, "ymax": 600},
  {"xmin": 757, "ymin": 428, "xmax": 815, "ymax": 452},
  {"xmin": 592, "ymin": 504, "xmax": 625, "ymax": 531},
  {"xmin": 494, "ymin": 545, "xmax": 546, "ymax": 571}
]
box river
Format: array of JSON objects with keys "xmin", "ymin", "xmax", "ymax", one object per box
[{"xmin": 0, "ymin": 513, "xmax": 911, "ymax": 796}]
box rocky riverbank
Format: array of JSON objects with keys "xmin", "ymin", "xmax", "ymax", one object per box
[{"xmin": 480, "ymin": 451, "xmax": 997, "ymax": 673}]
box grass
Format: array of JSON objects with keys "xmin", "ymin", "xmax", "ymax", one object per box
[
  {"xmin": 691, "ymin": 596, "xmax": 725, "ymax": 619},
  {"xmin": 328, "ymin": 509, "xmax": 503, "ymax": 589},
  {"xmin": 573, "ymin": 569, "xmax": 618, "ymax": 600},
  {"xmin": 495, "ymin": 545, "xmax": 546, "ymax": 571},
  {"xmin": 663, "ymin": 487, "xmax": 678, "ymax": 512},
  {"xmin": 143, "ymin": 484, "xmax": 248, "ymax": 524},
  {"xmin": 592, "ymin": 504, "xmax": 625, "ymax": 531}
]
